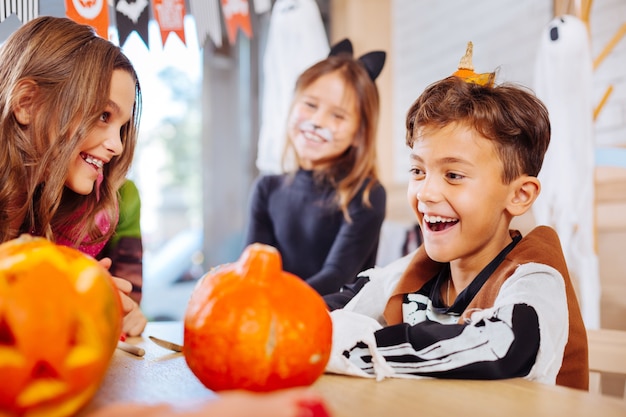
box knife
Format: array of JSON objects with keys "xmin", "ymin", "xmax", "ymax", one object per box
[{"xmin": 149, "ymin": 335, "xmax": 184, "ymax": 352}]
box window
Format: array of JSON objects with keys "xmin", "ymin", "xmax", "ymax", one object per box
[{"xmin": 121, "ymin": 17, "xmax": 204, "ymax": 320}]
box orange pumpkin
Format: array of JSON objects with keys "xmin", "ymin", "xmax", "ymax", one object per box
[
  {"xmin": 0, "ymin": 235, "xmax": 122, "ymax": 417},
  {"xmin": 453, "ymin": 41, "xmax": 495, "ymax": 87},
  {"xmin": 183, "ymin": 243, "xmax": 333, "ymax": 392}
]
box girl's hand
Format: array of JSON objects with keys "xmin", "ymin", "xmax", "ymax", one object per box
[
  {"xmin": 112, "ymin": 276, "xmax": 134, "ymax": 314},
  {"xmin": 121, "ymin": 299, "xmax": 147, "ymax": 337},
  {"xmin": 99, "ymin": 258, "xmax": 147, "ymax": 336}
]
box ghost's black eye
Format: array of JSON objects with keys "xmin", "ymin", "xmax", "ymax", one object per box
[{"xmin": 550, "ymin": 26, "xmax": 559, "ymax": 41}]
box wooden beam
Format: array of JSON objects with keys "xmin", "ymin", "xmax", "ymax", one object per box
[
  {"xmin": 580, "ymin": 0, "xmax": 593, "ymax": 24},
  {"xmin": 594, "ymin": 23, "xmax": 626, "ymax": 70},
  {"xmin": 553, "ymin": 0, "xmax": 578, "ymax": 17},
  {"xmin": 594, "ymin": 85, "xmax": 614, "ymax": 121}
]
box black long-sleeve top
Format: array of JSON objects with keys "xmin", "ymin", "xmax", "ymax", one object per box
[{"xmin": 244, "ymin": 169, "xmax": 386, "ymax": 295}]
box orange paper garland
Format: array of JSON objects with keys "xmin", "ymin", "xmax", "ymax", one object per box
[
  {"xmin": 65, "ymin": 0, "xmax": 110, "ymax": 39},
  {"xmin": 152, "ymin": 0, "xmax": 187, "ymax": 47},
  {"xmin": 221, "ymin": 0, "xmax": 253, "ymax": 45}
]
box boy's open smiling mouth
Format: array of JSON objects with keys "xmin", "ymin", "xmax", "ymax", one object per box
[{"xmin": 423, "ymin": 213, "xmax": 459, "ymax": 232}]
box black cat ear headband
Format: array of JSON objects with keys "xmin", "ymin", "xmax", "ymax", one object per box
[{"xmin": 328, "ymin": 38, "xmax": 386, "ymax": 82}]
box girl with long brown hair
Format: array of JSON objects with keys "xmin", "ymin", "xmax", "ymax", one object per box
[{"xmin": 0, "ymin": 16, "xmax": 145, "ymax": 335}]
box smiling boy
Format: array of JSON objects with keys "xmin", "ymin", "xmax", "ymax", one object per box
[{"xmin": 324, "ymin": 76, "xmax": 588, "ymax": 390}]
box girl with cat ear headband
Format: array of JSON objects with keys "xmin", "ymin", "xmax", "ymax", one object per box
[{"xmin": 244, "ymin": 38, "xmax": 387, "ymax": 296}]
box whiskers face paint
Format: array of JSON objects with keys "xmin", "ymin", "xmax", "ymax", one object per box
[{"xmin": 297, "ymin": 120, "xmax": 335, "ymax": 143}]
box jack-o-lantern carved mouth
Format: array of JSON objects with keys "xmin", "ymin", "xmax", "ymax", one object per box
[
  {"xmin": 0, "ymin": 294, "xmax": 102, "ymax": 409},
  {"xmin": 31, "ymin": 360, "xmax": 59, "ymax": 379}
]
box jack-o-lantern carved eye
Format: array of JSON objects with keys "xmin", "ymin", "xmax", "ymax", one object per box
[
  {"xmin": 68, "ymin": 317, "xmax": 80, "ymax": 348},
  {"xmin": 65, "ymin": 313, "xmax": 103, "ymax": 368},
  {"xmin": 0, "ymin": 318, "xmax": 16, "ymax": 346},
  {"xmin": 0, "ymin": 235, "xmax": 123, "ymax": 416}
]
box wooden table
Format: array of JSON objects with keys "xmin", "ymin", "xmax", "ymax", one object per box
[{"xmin": 83, "ymin": 322, "xmax": 626, "ymax": 417}]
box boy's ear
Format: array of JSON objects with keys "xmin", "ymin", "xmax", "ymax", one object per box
[
  {"xmin": 12, "ymin": 79, "xmax": 38, "ymax": 125},
  {"xmin": 507, "ymin": 175, "xmax": 541, "ymax": 217}
]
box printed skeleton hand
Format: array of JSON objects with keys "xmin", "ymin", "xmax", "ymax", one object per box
[{"xmin": 326, "ymin": 309, "xmax": 394, "ymax": 381}]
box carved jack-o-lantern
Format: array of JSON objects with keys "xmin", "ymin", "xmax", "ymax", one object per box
[{"xmin": 0, "ymin": 235, "xmax": 122, "ymax": 416}]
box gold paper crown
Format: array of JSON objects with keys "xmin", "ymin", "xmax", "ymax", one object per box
[{"xmin": 452, "ymin": 42, "xmax": 495, "ymax": 87}]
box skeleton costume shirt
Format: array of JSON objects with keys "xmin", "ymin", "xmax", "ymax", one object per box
[
  {"xmin": 245, "ymin": 169, "xmax": 386, "ymax": 296},
  {"xmin": 324, "ymin": 226, "xmax": 588, "ymax": 390}
]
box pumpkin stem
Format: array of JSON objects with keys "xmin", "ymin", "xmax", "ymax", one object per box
[
  {"xmin": 458, "ymin": 41, "xmax": 474, "ymax": 71},
  {"xmin": 237, "ymin": 243, "xmax": 282, "ymax": 283}
]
